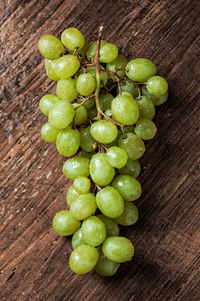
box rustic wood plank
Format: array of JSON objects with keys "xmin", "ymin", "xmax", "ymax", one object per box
[{"xmin": 0, "ymin": 0, "xmax": 200, "ymax": 300}]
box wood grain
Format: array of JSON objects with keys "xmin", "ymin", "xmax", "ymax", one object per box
[{"xmin": 0, "ymin": 0, "xmax": 200, "ymax": 300}]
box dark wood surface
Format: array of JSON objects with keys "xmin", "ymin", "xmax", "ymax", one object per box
[{"xmin": 0, "ymin": 0, "xmax": 200, "ymax": 300}]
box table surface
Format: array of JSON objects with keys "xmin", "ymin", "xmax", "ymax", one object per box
[{"xmin": 0, "ymin": 0, "xmax": 200, "ymax": 300}]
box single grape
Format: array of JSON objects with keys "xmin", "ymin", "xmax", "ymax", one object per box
[
  {"xmin": 119, "ymin": 159, "xmax": 141, "ymax": 178},
  {"xmin": 98, "ymin": 214, "xmax": 120, "ymax": 237},
  {"xmin": 86, "ymin": 40, "xmax": 107, "ymax": 61},
  {"xmin": 72, "ymin": 228, "xmax": 85, "ymax": 249},
  {"xmin": 66, "ymin": 184, "xmax": 79, "ymax": 207},
  {"xmin": 96, "ymin": 186, "xmax": 124, "ymax": 218},
  {"xmin": 56, "ymin": 128, "xmax": 80, "ymax": 157},
  {"xmin": 38, "ymin": 35, "xmax": 64, "ymax": 59},
  {"xmin": 74, "ymin": 176, "xmax": 91, "ymax": 193},
  {"xmin": 99, "ymin": 43, "xmax": 118, "ymax": 63},
  {"xmin": 53, "ymin": 55, "xmax": 80, "ymax": 79},
  {"xmin": 76, "ymin": 73, "xmax": 96, "ymax": 96},
  {"xmin": 142, "ymin": 88, "xmax": 168, "ymax": 106},
  {"xmin": 61, "ymin": 27, "xmax": 85, "ymax": 50},
  {"xmin": 102, "ymin": 236, "xmax": 134, "ymax": 263},
  {"xmin": 95, "ymin": 248, "xmax": 120, "ymax": 276},
  {"xmin": 136, "ymin": 95, "xmax": 155, "ymax": 120},
  {"xmin": 87, "ymin": 106, "xmax": 97, "ymax": 119},
  {"xmin": 72, "ymin": 103, "xmax": 87, "ymax": 125},
  {"xmin": 146, "ymin": 76, "xmax": 168, "ymax": 95},
  {"xmin": 45, "ymin": 59, "xmax": 61, "ymax": 81},
  {"xmin": 48, "ymin": 100, "xmax": 75, "ymax": 129},
  {"xmin": 119, "ymin": 79, "xmax": 139, "ymax": 98},
  {"xmin": 77, "ymin": 97, "xmax": 95, "ymax": 109},
  {"xmin": 106, "ymin": 146, "xmax": 128, "ymax": 169},
  {"xmin": 123, "ymin": 125, "xmax": 135, "ymax": 134},
  {"xmin": 39, "ymin": 94, "xmax": 59, "ymax": 116},
  {"xmin": 85, "ymin": 66, "xmax": 108, "ymax": 87},
  {"xmin": 69, "ymin": 244, "xmax": 99, "ymax": 274},
  {"xmin": 134, "ymin": 119, "xmax": 157, "ymax": 140},
  {"xmin": 126, "ymin": 58, "xmax": 156, "ymax": 82},
  {"xmin": 80, "ymin": 126, "xmax": 96, "ymax": 152},
  {"xmin": 111, "ymin": 94, "xmax": 139, "ymax": 125},
  {"xmin": 115, "ymin": 202, "xmax": 139, "ymax": 226},
  {"xmin": 90, "ymin": 120, "xmax": 118, "ymax": 144},
  {"xmin": 41, "ymin": 122, "xmax": 60, "ymax": 142},
  {"xmin": 81, "ymin": 216, "xmax": 106, "ymax": 247},
  {"xmin": 56, "ymin": 78, "xmax": 78, "ymax": 100},
  {"xmin": 112, "ymin": 174, "xmax": 142, "ymax": 201},
  {"xmin": 106, "ymin": 55, "xmax": 128, "ymax": 81},
  {"xmin": 52, "ymin": 210, "xmax": 80, "ymax": 236},
  {"xmin": 70, "ymin": 193, "xmax": 97, "ymax": 220},
  {"xmin": 90, "ymin": 153, "xmax": 115, "ymax": 186},
  {"xmin": 99, "ymin": 93, "xmax": 114, "ymax": 111},
  {"xmin": 118, "ymin": 132, "xmax": 145, "ymax": 160},
  {"xmin": 63, "ymin": 156, "xmax": 90, "ymax": 180}
]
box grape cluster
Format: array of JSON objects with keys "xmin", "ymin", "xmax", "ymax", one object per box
[{"xmin": 38, "ymin": 26, "xmax": 168, "ymax": 276}]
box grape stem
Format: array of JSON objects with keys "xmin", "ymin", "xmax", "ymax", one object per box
[
  {"xmin": 94, "ymin": 25, "xmax": 104, "ymax": 120},
  {"xmin": 75, "ymin": 94, "xmax": 95, "ymax": 109},
  {"xmin": 99, "ymin": 67, "xmax": 121, "ymax": 94}
]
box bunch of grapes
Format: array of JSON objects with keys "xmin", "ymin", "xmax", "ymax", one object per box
[{"xmin": 38, "ymin": 26, "xmax": 168, "ymax": 276}]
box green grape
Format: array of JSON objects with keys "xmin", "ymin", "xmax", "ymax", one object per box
[
  {"xmin": 87, "ymin": 106, "xmax": 97, "ymax": 119},
  {"xmin": 76, "ymin": 73, "xmax": 96, "ymax": 96},
  {"xmin": 70, "ymin": 193, "xmax": 97, "ymax": 220},
  {"xmin": 56, "ymin": 78, "xmax": 78, "ymax": 100},
  {"xmin": 53, "ymin": 55, "xmax": 80, "ymax": 78},
  {"xmin": 79, "ymin": 151, "xmax": 94, "ymax": 159},
  {"xmin": 106, "ymin": 55, "xmax": 128, "ymax": 81},
  {"xmin": 90, "ymin": 153, "xmax": 115, "ymax": 186},
  {"xmin": 56, "ymin": 128, "xmax": 80, "ymax": 157},
  {"xmin": 126, "ymin": 58, "xmax": 156, "ymax": 82},
  {"xmin": 146, "ymin": 76, "xmax": 168, "ymax": 95},
  {"xmin": 134, "ymin": 119, "xmax": 157, "ymax": 140},
  {"xmin": 142, "ymin": 88, "xmax": 168, "ymax": 106},
  {"xmin": 105, "ymin": 130, "xmax": 121, "ymax": 148},
  {"xmin": 123, "ymin": 125, "xmax": 135, "ymax": 133},
  {"xmin": 98, "ymin": 214, "xmax": 120, "ymax": 237},
  {"xmin": 38, "ymin": 35, "xmax": 64, "ymax": 59},
  {"xmin": 90, "ymin": 120, "xmax": 118, "ymax": 144},
  {"xmin": 136, "ymin": 95, "xmax": 155, "ymax": 120},
  {"xmin": 66, "ymin": 184, "xmax": 79, "ymax": 207},
  {"xmin": 72, "ymin": 103, "xmax": 87, "ymax": 125},
  {"xmin": 102, "ymin": 236, "xmax": 134, "ymax": 263},
  {"xmin": 41, "ymin": 122, "xmax": 60, "ymax": 143},
  {"xmin": 39, "ymin": 94, "xmax": 59, "ymax": 116},
  {"xmin": 112, "ymin": 174, "xmax": 142, "ymax": 201},
  {"xmin": 86, "ymin": 40, "xmax": 107, "ymax": 61},
  {"xmin": 69, "ymin": 244, "xmax": 99, "ymax": 274},
  {"xmin": 96, "ymin": 186, "xmax": 124, "ymax": 218},
  {"xmin": 48, "ymin": 100, "xmax": 75, "ymax": 129},
  {"xmin": 52, "ymin": 210, "xmax": 80, "ymax": 236},
  {"xmin": 104, "ymin": 108, "xmax": 113, "ymax": 121},
  {"xmin": 63, "ymin": 156, "xmax": 90, "ymax": 180},
  {"xmin": 99, "ymin": 93, "xmax": 114, "ymax": 111},
  {"xmin": 118, "ymin": 132, "xmax": 145, "ymax": 160},
  {"xmin": 111, "ymin": 95, "xmax": 139, "ymax": 125},
  {"xmin": 77, "ymin": 97, "xmax": 95, "ymax": 109},
  {"xmin": 121, "ymin": 91, "xmax": 133, "ymax": 97},
  {"xmin": 74, "ymin": 176, "xmax": 91, "ymax": 193},
  {"xmin": 119, "ymin": 159, "xmax": 141, "ymax": 178},
  {"xmin": 61, "ymin": 27, "xmax": 85, "ymax": 50},
  {"xmin": 45, "ymin": 59, "xmax": 61, "ymax": 81},
  {"xmin": 85, "ymin": 66, "xmax": 108, "ymax": 87},
  {"xmin": 106, "ymin": 146, "xmax": 128, "ymax": 169},
  {"xmin": 119, "ymin": 79, "xmax": 139, "ymax": 98},
  {"xmin": 99, "ymin": 43, "xmax": 118, "ymax": 63},
  {"xmin": 80, "ymin": 126, "xmax": 96, "ymax": 152},
  {"xmin": 95, "ymin": 248, "xmax": 120, "ymax": 276},
  {"xmin": 69, "ymin": 40, "xmax": 89, "ymax": 58},
  {"xmin": 71, "ymin": 228, "xmax": 85, "ymax": 249},
  {"xmin": 115, "ymin": 202, "xmax": 139, "ymax": 226},
  {"xmin": 81, "ymin": 216, "xmax": 106, "ymax": 247}
]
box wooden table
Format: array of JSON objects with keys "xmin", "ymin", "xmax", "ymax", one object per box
[{"xmin": 0, "ymin": 0, "xmax": 199, "ymax": 300}]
